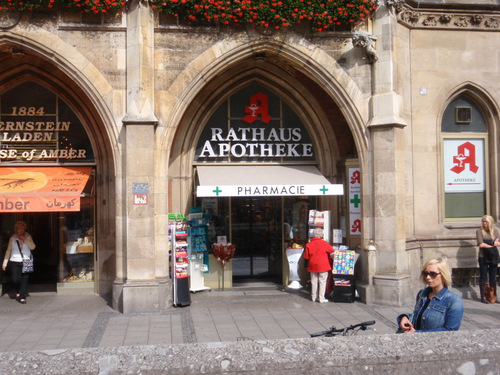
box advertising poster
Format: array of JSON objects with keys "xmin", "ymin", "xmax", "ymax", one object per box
[
  {"xmin": 443, "ymin": 139, "xmax": 485, "ymax": 193},
  {"xmin": 0, "ymin": 166, "xmax": 91, "ymax": 212}
]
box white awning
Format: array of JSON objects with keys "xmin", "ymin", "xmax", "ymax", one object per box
[{"xmin": 196, "ymin": 165, "xmax": 344, "ymax": 197}]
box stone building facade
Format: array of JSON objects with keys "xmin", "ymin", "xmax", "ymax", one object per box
[{"xmin": 0, "ymin": 0, "xmax": 498, "ymax": 312}]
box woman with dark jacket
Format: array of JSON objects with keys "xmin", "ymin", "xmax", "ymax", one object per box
[
  {"xmin": 476, "ymin": 215, "xmax": 500, "ymax": 303},
  {"xmin": 397, "ymin": 258, "xmax": 463, "ymax": 332}
]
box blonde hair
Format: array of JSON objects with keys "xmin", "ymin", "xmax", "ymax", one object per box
[
  {"xmin": 481, "ymin": 215, "xmax": 495, "ymax": 238},
  {"xmin": 14, "ymin": 220, "xmax": 27, "ymax": 231},
  {"xmin": 420, "ymin": 258, "xmax": 451, "ymax": 287}
]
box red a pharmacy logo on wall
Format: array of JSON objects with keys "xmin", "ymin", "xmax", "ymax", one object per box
[
  {"xmin": 444, "ymin": 139, "xmax": 484, "ymax": 193},
  {"xmin": 242, "ymin": 93, "xmax": 272, "ymax": 124},
  {"xmin": 450, "ymin": 141, "xmax": 479, "ymax": 174},
  {"xmin": 350, "ymin": 170, "xmax": 361, "ymax": 184}
]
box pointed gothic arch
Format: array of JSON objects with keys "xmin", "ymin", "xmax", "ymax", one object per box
[{"xmin": 161, "ymin": 38, "xmax": 370, "ymax": 217}]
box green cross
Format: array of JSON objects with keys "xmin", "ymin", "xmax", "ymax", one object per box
[
  {"xmin": 213, "ymin": 186, "xmax": 222, "ymax": 196},
  {"xmin": 320, "ymin": 185, "xmax": 329, "ymax": 195},
  {"xmin": 350, "ymin": 194, "xmax": 361, "ymax": 208}
]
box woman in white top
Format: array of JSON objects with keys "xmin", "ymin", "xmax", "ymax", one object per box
[{"xmin": 2, "ymin": 220, "xmax": 36, "ymax": 304}]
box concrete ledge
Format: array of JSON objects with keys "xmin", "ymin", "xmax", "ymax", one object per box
[{"xmin": 1, "ymin": 329, "xmax": 499, "ymax": 374}]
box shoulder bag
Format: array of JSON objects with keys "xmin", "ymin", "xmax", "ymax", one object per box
[{"xmin": 16, "ymin": 240, "xmax": 34, "ymax": 274}]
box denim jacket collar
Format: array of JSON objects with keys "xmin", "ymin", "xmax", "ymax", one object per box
[{"xmin": 423, "ymin": 286, "xmax": 449, "ymax": 300}]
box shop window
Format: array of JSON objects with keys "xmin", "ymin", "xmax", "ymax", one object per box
[{"xmin": 442, "ymin": 96, "xmax": 487, "ymax": 219}]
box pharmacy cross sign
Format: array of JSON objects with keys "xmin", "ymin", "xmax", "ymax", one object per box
[
  {"xmin": 350, "ymin": 194, "xmax": 361, "ymax": 208},
  {"xmin": 213, "ymin": 186, "xmax": 222, "ymax": 196},
  {"xmin": 320, "ymin": 185, "xmax": 329, "ymax": 195}
]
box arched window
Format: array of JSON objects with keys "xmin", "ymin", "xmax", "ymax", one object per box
[{"xmin": 442, "ymin": 96, "xmax": 487, "ymax": 219}]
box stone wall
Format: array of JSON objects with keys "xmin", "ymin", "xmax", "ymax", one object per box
[{"xmin": 0, "ymin": 329, "xmax": 498, "ymax": 374}]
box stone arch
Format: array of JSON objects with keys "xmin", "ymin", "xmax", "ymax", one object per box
[
  {"xmin": 438, "ymin": 82, "xmax": 500, "ymax": 219},
  {"xmin": 158, "ymin": 35, "xmax": 370, "ymax": 218},
  {"xmin": 0, "ymin": 34, "xmax": 118, "ymax": 296}
]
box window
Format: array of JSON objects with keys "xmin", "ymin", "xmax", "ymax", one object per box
[{"xmin": 442, "ymin": 96, "xmax": 487, "ymax": 219}]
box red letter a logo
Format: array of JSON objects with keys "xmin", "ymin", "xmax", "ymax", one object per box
[
  {"xmin": 450, "ymin": 141, "xmax": 479, "ymax": 174},
  {"xmin": 242, "ymin": 93, "xmax": 272, "ymax": 124}
]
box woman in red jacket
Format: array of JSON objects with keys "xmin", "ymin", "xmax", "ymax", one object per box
[{"xmin": 304, "ymin": 228, "xmax": 334, "ymax": 303}]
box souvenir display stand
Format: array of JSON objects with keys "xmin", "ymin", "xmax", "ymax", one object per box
[
  {"xmin": 330, "ymin": 247, "xmax": 357, "ymax": 303},
  {"xmin": 169, "ymin": 213, "xmax": 191, "ymax": 307},
  {"xmin": 188, "ymin": 212, "xmax": 210, "ymax": 293},
  {"xmin": 308, "ymin": 210, "xmax": 331, "ymax": 243}
]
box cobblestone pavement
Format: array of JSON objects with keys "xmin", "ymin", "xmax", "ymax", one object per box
[{"xmin": 0, "ymin": 286, "xmax": 498, "ymax": 352}]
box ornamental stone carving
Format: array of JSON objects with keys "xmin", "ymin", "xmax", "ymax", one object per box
[
  {"xmin": 0, "ymin": 12, "xmax": 21, "ymax": 30},
  {"xmin": 352, "ymin": 32, "xmax": 378, "ymax": 64},
  {"xmin": 423, "ymin": 16, "xmax": 438, "ymax": 27},
  {"xmin": 454, "ymin": 16, "xmax": 470, "ymax": 28},
  {"xmin": 390, "ymin": 1, "xmax": 499, "ymax": 30},
  {"xmin": 387, "ymin": 0, "xmax": 405, "ymax": 13},
  {"xmin": 400, "ymin": 9, "xmax": 420, "ymax": 24},
  {"xmin": 471, "ymin": 15, "xmax": 484, "ymax": 25},
  {"xmin": 485, "ymin": 18, "xmax": 500, "ymax": 28},
  {"xmin": 439, "ymin": 14, "xmax": 452, "ymax": 24}
]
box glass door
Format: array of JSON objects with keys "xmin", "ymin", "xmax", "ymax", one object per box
[{"xmin": 231, "ymin": 197, "xmax": 282, "ymax": 281}]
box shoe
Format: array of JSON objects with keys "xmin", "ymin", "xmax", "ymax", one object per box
[
  {"xmin": 18, "ymin": 299, "xmax": 26, "ymax": 304},
  {"xmin": 319, "ymin": 299, "xmax": 328, "ymax": 303},
  {"xmin": 480, "ymin": 283, "xmax": 489, "ymax": 304}
]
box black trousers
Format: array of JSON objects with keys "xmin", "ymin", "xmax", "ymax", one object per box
[
  {"xmin": 10, "ymin": 261, "xmax": 29, "ymax": 299},
  {"xmin": 478, "ymin": 256, "xmax": 497, "ymax": 286}
]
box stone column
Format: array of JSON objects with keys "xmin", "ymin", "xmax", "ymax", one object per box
[
  {"xmin": 366, "ymin": 3, "xmax": 412, "ymax": 306},
  {"xmin": 115, "ymin": 0, "xmax": 160, "ymax": 313}
]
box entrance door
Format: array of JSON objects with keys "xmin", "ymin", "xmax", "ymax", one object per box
[{"xmin": 231, "ymin": 197, "xmax": 282, "ymax": 281}]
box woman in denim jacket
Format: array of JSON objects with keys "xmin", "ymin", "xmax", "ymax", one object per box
[{"xmin": 397, "ymin": 258, "xmax": 463, "ymax": 333}]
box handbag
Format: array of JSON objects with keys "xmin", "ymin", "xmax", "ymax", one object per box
[
  {"xmin": 16, "ymin": 240, "xmax": 34, "ymax": 274},
  {"xmin": 483, "ymin": 239, "xmax": 500, "ymax": 265},
  {"xmin": 485, "ymin": 286, "xmax": 496, "ymax": 304}
]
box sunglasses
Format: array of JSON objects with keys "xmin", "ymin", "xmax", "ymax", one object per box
[{"xmin": 421, "ymin": 271, "xmax": 441, "ymax": 278}]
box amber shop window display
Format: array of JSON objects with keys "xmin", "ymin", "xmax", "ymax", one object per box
[{"xmin": 58, "ymin": 172, "xmax": 95, "ymax": 283}]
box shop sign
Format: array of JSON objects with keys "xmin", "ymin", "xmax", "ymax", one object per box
[
  {"xmin": 0, "ymin": 166, "xmax": 91, "ymax": 212},
  {"xmin": 197, "ymin": 184, "xmax": 343, "ymax": 197},
  {"xmin": 443, "ymin": 139, "xmax": 484, "ymax": 193},
  {"xmin": 0, "ymin": 103, "xmax": 92, "ymax": 162},
  {"xmin": 195, "ymin": 87, "xmax": 315, "ymax": 163},
  {"xmin": 348, "ymin": 167, "xmax": 361, "ymax": 235},
  {"xmin": 197, "ymin": 127, "xmax": 313, "ymax": 159}
]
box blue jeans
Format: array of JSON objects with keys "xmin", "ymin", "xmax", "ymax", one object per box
[{"xmin": 478, "ymin": 256, "xmax": 498, "ymax": 285}]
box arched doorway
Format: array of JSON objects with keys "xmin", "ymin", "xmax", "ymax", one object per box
[
  {"xmin": 0, "ymin": 51, "xmax": 116, "ymax": 297},
  {"xmin": 168, "ymin": 53, "xmax": 360, "ymax": 287}
]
